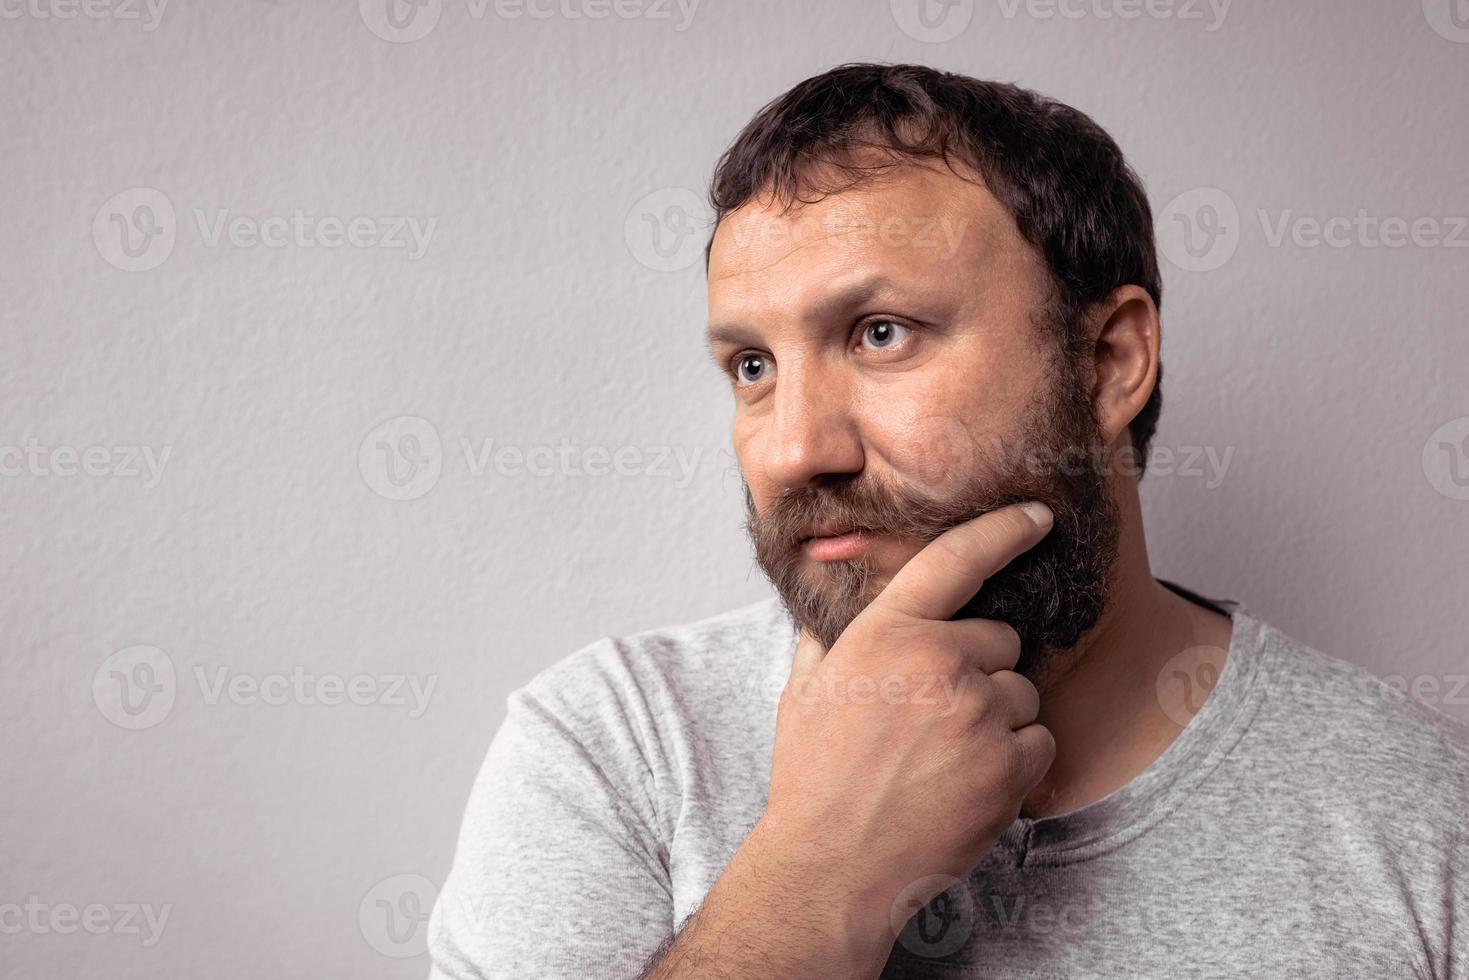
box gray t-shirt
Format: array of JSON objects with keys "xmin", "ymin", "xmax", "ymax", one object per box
[{"xmin": 428, "ymin": 592, "xmax": 1469, "ymax": 979}]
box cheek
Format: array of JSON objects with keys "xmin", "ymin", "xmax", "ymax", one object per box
[
  {"xmin": 864, "ymin": 399, "xmax": 995, "ymax": 498},
  {"xmin": 731, "ymin": 417, "xmax": 773, "ymax": 502}
]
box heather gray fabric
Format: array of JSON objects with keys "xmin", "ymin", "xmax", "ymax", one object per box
[{"xmin": 428, "ymin": 592, "xmax": 1469, "ymax": 979}]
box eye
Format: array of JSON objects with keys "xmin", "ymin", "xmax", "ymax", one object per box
[
  {"xmin": 732, "ymin": 352, "xmax": 773, "ymax": 386},
  {"xmin": 858, "ymin": 319, "xmax": 911, "ymax": 351}
]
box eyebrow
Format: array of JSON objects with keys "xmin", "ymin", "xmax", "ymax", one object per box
[{"xmin": 705, "ymin": 274, "xmax": 900, "ymax": 358}]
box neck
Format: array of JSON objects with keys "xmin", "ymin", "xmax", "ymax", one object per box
[{"xmin": 1019, "ymin": 484, "xmax": 1234, "ymax": 820}]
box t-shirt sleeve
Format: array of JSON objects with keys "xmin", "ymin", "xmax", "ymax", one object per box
[{"xmin": 428, "ymin": 661, "xmax": 674, "ymax": 979}]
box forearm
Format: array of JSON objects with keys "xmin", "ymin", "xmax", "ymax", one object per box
[{"xmin": 638, "ymin": 818, "xmax": 894, "ymax": 980}]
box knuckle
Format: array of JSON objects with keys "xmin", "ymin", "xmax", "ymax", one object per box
[{"xmin": 964, "ymin": 675, "xmax": 996, "ymax": 719}]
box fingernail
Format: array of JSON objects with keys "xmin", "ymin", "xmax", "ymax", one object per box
[{"xmin": 1021, "ymin": 501, "xmax": 1053, "ymax": 529}]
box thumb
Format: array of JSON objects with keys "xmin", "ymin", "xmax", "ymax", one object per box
[{"xmin": 789, "ymin": 627, "xmax": 827, "ymax": 681}]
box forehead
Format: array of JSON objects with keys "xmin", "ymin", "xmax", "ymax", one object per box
[{"xmin": 707, "ymin": 158, "xmax": 1032, "ymax": 307}]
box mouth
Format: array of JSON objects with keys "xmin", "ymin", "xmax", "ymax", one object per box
[{"xmin": 799, "ymin": 527, "xmax": 879, "ymax": 562}]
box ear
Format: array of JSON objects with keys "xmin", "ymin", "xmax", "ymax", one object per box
[{"xmin": 1089, "ymin": 285, "xmax": 1160, "ymax": 449}]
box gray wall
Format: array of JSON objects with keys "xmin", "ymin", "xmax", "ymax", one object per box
[{"xmin": 4, "ymin": 1, "xmax": 1467, "ymax": 976}]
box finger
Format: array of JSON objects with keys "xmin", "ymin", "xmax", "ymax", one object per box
[
  {"xmin": 943, "ymin": 617, "xmax": 1022, "ymax": 675},
  {"xmin": 869, "ymin": 501, "xmax": 1054, "ymax": 623},
  {"xmin": 789, "ymin": 628, "xmax": 826, "ymax": 682},
  {"xmin": 986, "ymin": 669, "xmax": 1041, "ymax": 730},
  {"xmin": 1009, "ymin": 723, "xmax": 1057, "ymax": 791}
]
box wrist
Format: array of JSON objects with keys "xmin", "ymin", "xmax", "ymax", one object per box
[{"xmin": 733, "ymin": 814, "xmax": 897, "ymax": 972}]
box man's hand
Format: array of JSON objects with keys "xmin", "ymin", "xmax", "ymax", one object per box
[
  {"xmin": 640, "ymin": 501, "xmax": 1057, "ymax": 980},
  {"xmin": 760, "ymin": 500, "xmax": 1058, "ymax": 930}
]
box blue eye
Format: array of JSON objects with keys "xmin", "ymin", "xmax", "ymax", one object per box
[
  {"xmin": 734, "ymin": 353, "xmax": 771, "ymax": 385},
  {"xmin": 860, "ymin": 319, "xmax": 909, "ymax": 350}
]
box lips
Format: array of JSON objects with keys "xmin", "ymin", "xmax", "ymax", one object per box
[
  {"xmin": 799, "ymin": 523, "xmax": 856, "ymax": 543},
  {"xmin": 800, "ymin": 527, "xmax": 879, "ymax": 562}
]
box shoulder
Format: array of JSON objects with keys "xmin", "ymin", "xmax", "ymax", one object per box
[
  {"xmin": 510, "ymin": 596, "xmax": 794, "ymax": 738},
  {"xmin": 1246, "ymin": 613, "xmax": 1469, "ymax": 815}
]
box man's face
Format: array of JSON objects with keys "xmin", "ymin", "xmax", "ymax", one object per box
[{"xmin": 706, "ymin": 159, "xmax": 1120, "ymax": 682}]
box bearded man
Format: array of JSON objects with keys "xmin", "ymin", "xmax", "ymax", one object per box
[{"xmin": 429, "ymin": 64, "xmax": 1469, "ymax": 980}]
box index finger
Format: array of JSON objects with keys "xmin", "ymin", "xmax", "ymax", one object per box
[{"xmin": 866, "ymin": 501, "xmax": 1053, "ymax": 623}]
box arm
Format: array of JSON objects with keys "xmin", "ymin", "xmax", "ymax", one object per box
[
  {"xmin": 638, "ymin": 816, "xmax": 895, "ymax": 980},
  {"xmin": 429, "ymin": 679, "xmax": 674, "ymax": 979}
]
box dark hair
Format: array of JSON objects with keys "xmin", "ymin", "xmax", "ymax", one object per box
[{"xmin": 706, "ymin": 63, "xmax": 1164, "ymax": 475}]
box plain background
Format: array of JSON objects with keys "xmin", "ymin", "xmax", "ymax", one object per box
[{"xmin": 4, "ymin": 1, "xmax": 1467, "ymax": 976}]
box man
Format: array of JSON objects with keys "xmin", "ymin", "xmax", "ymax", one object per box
[{"xmin": 428, "ymin": 64, "xmax": 1468, "ymax": 978}]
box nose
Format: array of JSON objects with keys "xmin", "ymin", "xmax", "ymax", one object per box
[{"xmin": 757, "ymin": 366, "xmax": 864, "ymax": 491}]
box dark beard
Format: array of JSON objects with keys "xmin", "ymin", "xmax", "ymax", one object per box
[{"xmin": 744, "ymin": 356, "xmax": 1121, "ymax": 686}]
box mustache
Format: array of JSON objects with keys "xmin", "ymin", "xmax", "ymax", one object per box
[{"xmin": 745, "ymin": 474, "xmax": 1040, "ymax": 558}]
